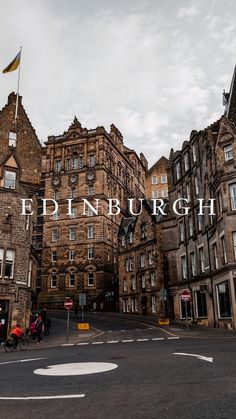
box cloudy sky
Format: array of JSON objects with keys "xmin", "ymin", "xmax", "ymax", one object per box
[{"xmin": 0, "ymin": 0, "xmax": 236, "ymax": 166}]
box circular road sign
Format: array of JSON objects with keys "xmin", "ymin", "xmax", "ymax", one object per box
[
  {"xmin": 64, "ymin": 298, "xmax": 73, "ymax": 310},
  {"xmin": 181, "ymin": 290, "xmax": 191, "ymax": 302}
]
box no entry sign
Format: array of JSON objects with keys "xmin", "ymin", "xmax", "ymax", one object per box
[
  {"xmin": 64, "ymin": 297, "xmax": 73, "ymax": 310},
  {"xmin": 181, "ymin": 290, "xmax": 191, "ymax": 302}
]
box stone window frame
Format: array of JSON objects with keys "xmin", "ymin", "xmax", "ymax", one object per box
[
  {"xmin": 69, "ymin": 250, "xmax": 75, "ymax": 262},
  {"xmin": 190, "ymin": 251, "xmax": 196, "ymax": 276}
]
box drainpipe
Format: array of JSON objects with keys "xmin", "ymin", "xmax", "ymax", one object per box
[{"xmin": 206, "ymin": 228, "xmax": 216, "ymax": 328}]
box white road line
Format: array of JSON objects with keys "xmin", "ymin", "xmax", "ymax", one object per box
[
  {"xmin": 77, "ymin": 343, "xmax": 89, "ymax": 346},
  {"xmin": 107, "ymin": 331, "xmax": 113, "ymax": 333},
  {"xmin": 135, "ymin": 328, "xmax": 141, "ymax": 331},
  {"xmin": 152, "ymin": 338, "xmax": 164, "ymax": 341},
  {"xmin": 107, "ymin": 340, "xmax": 119, "ymax": 344},
  {"xmin": 137, "ymin": 339, "xmax": 149, "ymax": 342},
  {"xmin": 92, "ymin": 342, "xmax": 104, "ymax": 345},
  {"xmin": 121, "ymin": 339, "xmax": 134, "ymax": 343},
  {"xmin": 0, "ymin": 394, "xmax": 85, "ymax": 400},
  {"xmin": 148, "ymin": 327, "xmax": 154, "ymax": 330},
  {"xmin": 0, "ymin": 358, "xmax": 46, "ymax": 366},
  {"xmin": 61, "ymin": 344, "xmax": 75, "ymax": 347},
  {"xmin": 120, "ymin": 330, "xmax": 126, "ymax": 332},
  {"xmin": 157, "ymin": 327, "xmax": 177, "ymax": 337},
  {"xmin": 168, "ymin": 337, "xmax": 180, "ymax": 340},
  {"xmin": 174, "ymin": 352, "xmax": 213, "ymax": 363}
]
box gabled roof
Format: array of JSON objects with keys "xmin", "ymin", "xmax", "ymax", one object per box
[{"xmin": 147, "ymin": 156, "xmax": 168, "ymax": 174}]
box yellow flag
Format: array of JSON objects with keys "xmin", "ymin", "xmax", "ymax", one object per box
[{"xmin": 2, "ymin": 50, "xmax": 21, "ymax": 74}]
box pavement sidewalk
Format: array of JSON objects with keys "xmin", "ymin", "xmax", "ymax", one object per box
[
  {"xmin": 15, "ymin": 316, "xmax": 102, "ymax": 351},
  {"xmin": 96, "ymin": 311, "xmax": 236, "ymax": 339}
]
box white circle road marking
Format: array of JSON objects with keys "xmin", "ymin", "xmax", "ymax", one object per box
[
  {"xmin": 0, "ymin": 394, "xmax": 85, "ymax": 400},
  {"xmin": 34, "ymin": 362, "xmax": 118, "ymax": 376}
]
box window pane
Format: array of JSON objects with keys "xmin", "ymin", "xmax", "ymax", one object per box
[
  {"xmin": 196, "ymin": 291, "xmax": 207, "ymax": 318},
  {"xmin": 4, "ymin": 171, "xmax": 16, "ymax": 189},
  {"xmin": 217, "ymin": 281, "xmax": 231, "ymax": 318}
]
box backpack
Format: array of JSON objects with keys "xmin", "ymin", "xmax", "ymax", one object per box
[{"xmin": 30, "ymin": 322, "xmax": 37, "ymax": 333}]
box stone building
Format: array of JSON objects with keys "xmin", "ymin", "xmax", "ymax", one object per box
[
  {"xmin": 145, "ymin": 156, "xmax": 169, "ymax": 199},
  {"xmin": 167, "ymin": 67, "xmax": 236, "ymax": 329},
  {"xmin": 0, "ymin": 93, "xmax": 42, "ymax": 338},
  {"xmin": 38, "ymin": 119, "xmax": 147, "ymax": 309},
  {"xmin": 118, "ymin": 200, "xmax": 167, "ymax": 317}
]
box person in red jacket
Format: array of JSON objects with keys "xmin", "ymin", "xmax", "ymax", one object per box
[{"xmin": 11, "ymin": 324, "xmax": 23, "ymax": 349}]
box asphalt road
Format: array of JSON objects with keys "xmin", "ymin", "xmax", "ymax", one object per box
[{"xmin": 1, "ymin": 313, "xmax": 236, "ymax": 419}]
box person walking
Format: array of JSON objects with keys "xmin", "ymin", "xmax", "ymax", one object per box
[{"xmin": 35, "ymin": 315, "xmax": 44, "ymax": 343}]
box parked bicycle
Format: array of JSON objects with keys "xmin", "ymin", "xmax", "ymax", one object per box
[{"xmin": 2, "ymin": 334, "xmax": 29, "ymax": 352}]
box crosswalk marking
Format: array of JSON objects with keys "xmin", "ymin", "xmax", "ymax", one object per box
[{"xmin": 62, "ymin": 336, "xmax": 180, "ymax": 348}]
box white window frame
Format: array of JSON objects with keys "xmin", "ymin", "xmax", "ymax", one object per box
[
  {"xmin": 0, "ymin": 249, "xmax": 3, "ymax": 277},
  {"xmin": 88, "ymin": 272, "xmax": 94, "ymax": 286},
  {"xmin": 161, "ymin": 175, "xmax": 167, "ymax": 184},
  {"xmin": 233, "ymin": 232, "xmax": 236, "ymax": 260},
  {"xmin": 230, "ymin": 184, "xmax": 236, "ymax": 210},
  {"xmin": 181, "ymin": 255, "xmax": 187, "ymax": 279},
  {"xmin": 190, "ymin": 252, "xmax": 196, "ymax": 276},
  {"xmin": 69, "ymin": 227, "xmax": 76, "ymax": 241},
  {"xmin": 224, "ymin": 144, "xmax": 233, "ymax": 162},
  {"xmin": 140, "ymin": 254, "xmax": 145, "ymax": 268},
  {"xmin": 51, "ymin": 251, "xmax": 57, "ymax": 263},
  {"xmin": 152, "ymin": 190, "xmax": 158, "ymax": 199},
  {"xmin": 151, "ymin": 176, "xmax": 158, "ymax": 185},
  {"xmin": 52, "ymin": 228, "xmax": 59, "ymax": 242},
  {"xmin": 87, "ymin": 225, "xmax": 94, "ymax": 239},
  {"xmin": 88, "ymin": 248, "xmax": 94, "ymax": 259},
  {"xmin": 69, "ymin": 273, "xmax": 75, "ymax": 287},
  {"xmin": 51, "ymin": 273, "xmax": 57, "ymax": 288},
  {"xmin": 4, "ymin": 170, "xmax": 16, "ymax": 189},
  {"xmin": 194, "ymin": 176, "xmax": 199, "ymax": 195},
  {"xmin": 151, "ymin": 295, "xmax": 156, "ymax": 313},
  {"xmin": 141, "ymin": 274, "xmax": 146, "ymax": 289},
  {"xmin": 69, "ymin": 250, "xmax": 75, "ymax": 262},
  {"xmin": 199, "ymin": 247, "xmax": 205, "ymax": 273},
  {"xmin": 9, "ymin": 131, "xmax": 17, "ymax": 147}
]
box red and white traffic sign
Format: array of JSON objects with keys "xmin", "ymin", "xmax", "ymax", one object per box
[
  {"xmin": 181, "ymin": 290, "xmax": 191, "ymax": 302},
  {"xmin": 64, "ymin": 297, "xmax": 73, "ymax": 310}
]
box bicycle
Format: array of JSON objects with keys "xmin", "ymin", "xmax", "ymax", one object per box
[{"xmin": 2, "ymin": 335, "xmax": 29, "ymax": 352}]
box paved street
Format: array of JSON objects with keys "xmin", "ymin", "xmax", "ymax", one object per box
[{"xmin": 1, "ymin": 313, "xmax": 236, "ymax": 419}]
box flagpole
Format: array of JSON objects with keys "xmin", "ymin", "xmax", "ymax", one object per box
[{"xmin": 14, "ymin": 46, "xmax": 22, "ymax": 123}]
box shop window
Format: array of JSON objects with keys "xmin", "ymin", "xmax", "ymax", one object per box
[
  {"xmin": 216, "ymin": 281, "xmax": 231, "ymax": 318},
  {"xmin": 181, "ymin": 299, "xmax": 191, "ymax": 319},
  {"xmin": 195, "ymin": 291, "xmax": 207, "ymax": 318}
]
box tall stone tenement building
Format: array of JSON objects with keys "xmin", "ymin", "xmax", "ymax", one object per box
[
  {"xmin": 118, "ymin": 200, "xmax": 167, "ymax": 317},
  {"xmin": 166, "ymin": 67, "xmax": 236, "ymax": 329},
  {"xmin": 38, "ymin": 119, "xmax": 147, "ymax": 309},
  {"xmin": 0, "ymin": 93, "xmax": 42, "ymax": 338},
  {"xmin": 145, "ymin": 156, "xmax": 169, "ymax": 199}
]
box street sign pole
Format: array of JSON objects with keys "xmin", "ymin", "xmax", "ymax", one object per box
[
  {"xmin": 81, "ymin": 304, "xmax": 84, "ymax": 322},
  {"xmin": 66, "ymin": 308, "xmax": 70, "ymax": 342},
  {"xmin": 185, "ymin": 300, "xmax": 189, "ymax": 331},
  {"xmin": 64, "ymin": 297, "xmax": 73, "ymax": 342}
]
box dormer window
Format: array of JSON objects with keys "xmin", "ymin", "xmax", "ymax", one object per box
[
  {"xmin": 224, "ymin": 144, "xmax": 233, "ymax": 162},
  {"xmin": 4, "ymin": 170, "xmax": 16, "ymax": 189},
  {"xmin": 9, "ymin": 131, "xmax": 17, "ymax": 147}
]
